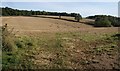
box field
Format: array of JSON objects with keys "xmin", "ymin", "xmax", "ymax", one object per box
[
  {"xmin": 2, "ymin": 16, "xmax": 120, "ymax": 69},
  {"xmin": 2, "ymin": 16, "xmax": 118, "ymax": 35}
]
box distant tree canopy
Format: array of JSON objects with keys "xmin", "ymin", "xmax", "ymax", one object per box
[
  {"xmin": 94, "ymin": 17, "xmax": 111, "ymax": 27},
  {"xmin": 86, "ymin": 15, "xmax": 120, "ymax": 27},
  {"xmin": 1, "ymin": 7, "xmax": 82, "ymax": 18}
]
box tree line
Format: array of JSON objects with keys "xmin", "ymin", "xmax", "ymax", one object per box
[
  {"xmin": 1, "ymin": 7, "xmax": 81, "ymax": 17},
  {"xmin": 86, "ymin": 15, "xmax": 120, "ymax": 27}
]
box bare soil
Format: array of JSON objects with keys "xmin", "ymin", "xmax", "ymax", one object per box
[{"xmin": 2, "ymin": 16, "xmax": 118, "ymax": 35}]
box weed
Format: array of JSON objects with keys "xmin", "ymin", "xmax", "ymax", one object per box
[
  {"xmin": 2, "ymin": 24, "xmax": 17, "ymax": 52},
  {"xmin": 2, "ymin": 24, "xmax": 36, "ymax": 69}
]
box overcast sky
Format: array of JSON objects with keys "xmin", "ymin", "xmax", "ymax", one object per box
[{"xmin": 1, "ymin": 1, "xmax": 119, "ymax": 17}]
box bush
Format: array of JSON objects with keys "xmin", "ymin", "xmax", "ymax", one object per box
[
  {"xmin": 2, "ymin": 24, "xmax": 36, "ymax": 69},
  {"xmin": 94, "ymin": 17, "xmax": 112, "ymax": 27},
  {"xmin": 2, "ymin": 24, "xmax": 17, "ymax": 52}
]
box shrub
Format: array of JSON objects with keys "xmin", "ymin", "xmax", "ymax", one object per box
[
  {"xmin": 2, "ymin": 24, "xmax": 35, "ymax": 69},
  {"xmin": 2, "ymin": 24, "xmax": 17, "ymax": 52},
  {"xmin": 94, "ymin": 17, "xmax": 112, "ymax": 27}
]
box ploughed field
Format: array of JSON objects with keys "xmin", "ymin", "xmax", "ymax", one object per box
[
  {"xmin": 2, "ymin": 16, "xmax": 118, "ymax": 35},
  {"xmin": 2, "ymin": 16, "xmax": 119, "ymax": 69}
]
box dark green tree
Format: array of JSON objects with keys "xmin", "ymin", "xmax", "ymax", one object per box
[
  {"xmin": 94, "ymin": 17, "xmax": 112, "ymax": 27},
  {"xmin": 75, "ymin": 14, "xmax": 82, "ymax": 22},
  {"xmin": 87, "ymin": 15, "xmax": 119, "ymax": 27},
  {"xmin": 1, "ymin": 7, "xmax": 82, "ymax": 19}
]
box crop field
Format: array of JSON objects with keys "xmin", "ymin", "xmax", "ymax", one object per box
[
  {"xmin": 2, "ymin": 16, "xmax": 118, "ymax": 35},
  {"xmin": 1, "ymin": 16, "xmax": 120, "ymax": 69}
]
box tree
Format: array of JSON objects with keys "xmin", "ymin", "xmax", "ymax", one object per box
[
  {"xmin": 87, "ymin": 15, "xmax": 119, "ymax": 27},
  {"xmin": 75, "ymin": 14, "xmax": 82, "ymax": 22},
  {"xmin": 1, "ymin": 7, "xmax": 82, "ymax": 18},
  {"xmin": 94, "ymin": 17, "xmax": 112, "ymax": 27},
  {"xmin": 59, "ymin": 13, "xmax": 61, "ymax": 19}
]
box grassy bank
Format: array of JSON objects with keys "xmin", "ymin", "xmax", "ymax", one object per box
[{"xmin": 2, "ymin": 25, "xmax": 119, "ymax": 69}]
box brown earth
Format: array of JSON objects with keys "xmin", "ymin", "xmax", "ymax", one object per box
[{"xmin": 2, "ymin": 16, "xmax": 118, "ymax": 35}]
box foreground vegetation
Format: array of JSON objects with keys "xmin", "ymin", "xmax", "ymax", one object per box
[{"xmin": 2, "ymin": 24, "xmax": 120, "ymax": 69}]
